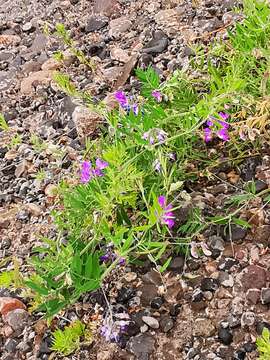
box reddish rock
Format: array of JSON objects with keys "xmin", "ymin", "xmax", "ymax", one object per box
[
  {"xmin": 93, "ymin": 0, "xmax": 120, "ymax": 17},
  {"xmin": 0, "ymin": 297, "xmax": 26, "ymax": 316},
  {"xmin": 246, "ymin": 289, "xmax": 261, "ymax": 304},
  {"xmin": 241, "ymin": 265, "xmax": 266, "ymax": 291}
]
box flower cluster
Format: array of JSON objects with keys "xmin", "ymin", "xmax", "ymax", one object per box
[
  {"xmin": 100, "ymin": 244, "xmax": 125, "ymax": 266},
  {"xmin": 100, "ymin": 313, "xmax": 130, "ymax": 343},
  {"xmin": 80, "ymin": 158, "xmax": 108, "ymax": 184},
  {"xmin": 114, "ymin": 90, "xmax": 139, "ymax": 116},
  {"xmin": 157, "ymin": 195, "xmax": 175, "ymax": 229},
  {"xmin": 204, "ymin": 112, "xmax": 230, "ymax": 143},
  {"xmin": 142, "ymin": 128, "xmax": 168, "ymax": 145}
]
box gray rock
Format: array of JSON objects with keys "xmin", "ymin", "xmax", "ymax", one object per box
[
  {"xmin": 4, "ymin": 309, "xmax": 30, "ymax": 331},
  {"xmin": 85, "ymin": 16, "xmax": 108, "ymax": 32},
  {"xmin": 109, "ymin": 16, "xmax": 131, "ymax": 37},
  {"xmin": 261, "ymin": 288, "xmax": 270, "ymax": 304},
  {"xmin": 4, "ymin": 339, "xmax": 18, "ymax": 353},
  {"xmin": 143, "ymin": 31, "xmax": 168, "ymax": 54},
  {"xmin": 241, "ymin": 311, "xmax": 256, "ymax": 327},
  {"xmin": 218, "ymin": 271, "xmax": 234, "ymax": 287},
  {"xmin": 209, "ymin": 236, "xmax": 225, "ymax": 252},
  {"xmin": 159, "ymin": 316, "xmax": 174, "ymax": 333},
  {"xmin": 127, "ymin": 334, "xmax": 155, "ymax": 357},
  {"xmin": 193, "ymin": 318, "xmax": 215, "ymax": 337},
  {"xmin": 142, "ymin": 316, "xmax": 159, "ymax": 329},
  {"xmin": 222, "ymin": 224, "xmax": 247, "ymax": 242},
  {"xmin": 218, "ymin": 326, "xmax": 233, "ymax": 345}
]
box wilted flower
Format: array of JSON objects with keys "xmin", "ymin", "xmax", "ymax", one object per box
[
  {"xmin": 142, "ymin": 128, "xmax": 168, "ymax": 145},
  {"xmin": 152, "ymin": 90, "xmax": 162, "ymax": 102},
  {"xmin": 101, "ymin": 313, "xmax": 130, "ymax": 343},
  {"xmin": 157, "ymin": 195, "xmax": 175, "ymax": 229},
  {"xmin": 153, "ymin": 159, "xmax": 161, "ymax": 172},
  {"xmin": 239, "ymin": 125, "xmax": 260, "ymax": 141},
  {"xmin": 190, "ymin": 242, "xmax": 212, "ymax": 258}
]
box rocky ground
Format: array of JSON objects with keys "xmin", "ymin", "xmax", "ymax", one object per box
[{"xmin": 1, "ymin": 0, "xmax": 270, "ymax": 359}]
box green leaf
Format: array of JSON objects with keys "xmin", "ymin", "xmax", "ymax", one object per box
[{"xmin": 24, "ymin": 281, "xmax": 49, "ymax": 296}]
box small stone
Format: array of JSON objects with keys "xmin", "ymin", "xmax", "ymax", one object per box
[
  {"xmin": 218, "ymin": 326, "xmax": 233, "ymax": 345},
  {"xmin": 124, "ymin": 272, "xmax": 137, "ymax": 282},
  {"xmin": 141, "ymin": 270, "xmax": 162, "ymax": 286},
  {"xmin": 85, "ymin": 15, "xmax": 108, "ymax": 32},
  {"xmin": 142, "ymin": 316, "xmax": 159, "ymax": 329},
  {"xmin": 192, "ymin": 288, "xmax": 204, "ymax": 302},
  {"xmin": 241, "ymin": 265, "xmax": 266, "ymax": 291},
  {"xmin": 109, "ymin": 17, "xmax": 132, "ymax": 37},
  {"xmin": 261, "ymin": 288, "xmax": 270, "ymax": 304},
  {"xmin": 20, "ymin": 70, "xmax": 52, "ymax": 94},
  {"xmin": 143, "ymin": 31, "xmax": 168, "ymax": 54},
  {"xmin": 233, "ymin": 350, "xmax": 246, "ymax": 360},
  {"xmin": 222, "ymin": 225, "xmax": 247, "ymax": 242},
  {"xmin": 193, "ymin": 318, "xmax": 215, "ymax": 337},
  {"xmin": 150, "ymin": 297, "xmax": 163, "ymax": 309},
  {"xmin": 26, "ymin": 203, "xmax": 42, "ymax": 217},
  {"xmin": 127, "ymin": 334, "xmax": 155, "ymax": 357},
  {"xmin": 41, "ymin": 58, "xmax": 60, "ymax": 71},
  {"xmin": 140, "ymin": 324, "xmax": 148, "ymax": 333},
  {"xmin": 253, "ymin": 225, "xmax": 270, "ymax": 245},
  {"xmin": 241, "ymin": 311, "xmax": 256, "ymax": 327},
  {"xmin": 15, "ymin": 160, "xmax": 28, "ymax": 177},
  {"xmin": 243, "ymin": 342, "xmax": 256, "ymax": 353},
  {"xmin": 218, "ymin": 272, "xmax": 234, "ymax": 287},
  {"xmin": 209, "ymin": 236, "xmax": 225, "ymax": 252},
  {"xmin": 72, "ymin": 106, "xmax": 103, "ymax": 144},
  {"xmin": 227, "ymin": 314, "xmax": 241, "ymax": 328},
  {"xmin": 22, "ymin": 22, "xmax": 34, "ymax": 32},
  {"xmin": 125, "ymin": 321, "xmax": 140, "ymax": 336},
  {"xmin": 159, "ymin": 316, "xmax": 174, "ymax": 333},
  {"xmin": 0, "ymin": 297, "xmax": 26, "ymax": 316},
  {"xmin": 4, "ymin": 338, "xmax": 18, "ymax": 353},
  {"xmin": 44, "ymin": 184, "xmax": 58, "ymax": 198},
  {"xmin": 111, "ymin": 47, "xmax": 130, "ymax": 63},
  {"xmin": 0, "ymin": 35, "xmax": 21, "ymax": 47},
  {"xmin": 3, "ymin": 309, "xmax": 29, "ymax": 331},
  {"xmin": 168, "ymin": 256, "xmax": 185, "ymax": 272},
  {"xmin": 117, "ymin": 288, "xmax": 136, "ymax": 303},
  {"xmin": 255, "ymin": 180, "xmax": 268, "ymax": 193},
  {"xmin": 169, "ymin": 303, "xmax": 181, "ymax": 317},
  {"xmin": 201, "ymin": 278, "xmax": 219, "ymax": 292}
]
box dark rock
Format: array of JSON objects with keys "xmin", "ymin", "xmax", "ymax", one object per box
[
  {"xmin": 85, "ymin": 16, "xmax": 108, "ymax": 32},
  {"xmin": 218, "ymin": 326, "xmax": 233, "ymax": 345},
  {"xmin": 240, "ymin": 157, "xmax": 261, "ymax": 181},
  {"xmin": 218, "ymin": 257, "xmax": 238, "ymax": 271},
  {"xmin": 255, "ymin": 180, "xmax": 268, "ymax": 193},
  {"xmin": 256, "ymin": 321, "xmax": 270, "ymax": 335},
  {"xmin": 169, "ymin": 303, "xmax": 181, "ymax": 317},
  {"xmin": 209, "ymin": 236, "xmax": 225, "ymax": 252},
  {"xmin": 222, "ymin": 225, "xmax": 247, "ymax": 242},
  {"xmin": 192, "ymin": 288, "xmax": 204, "ymax": 302},
  {"xmin": 261, "ymin": 288, "xmax": 270, "ymax": 304},
  {"xmin": 4, "ymin": 339, "xmax": 18, "ymax": 353},
  {"xmin": 201, "ymin": 278, "xmax": 219, "ymax": 292},
  {"xmin": 127, "ymin": 334, "xmax": 155, "ymax": 358},
  {"xmin": 38, "ymin": 336, "xmax": 53, "ymax": 355},
  {"xmin": 141, "ymin": 270, "xmax": 162, "ymax": 285},
  {"xmin": 117, "ymin": 288, "xmax": 136, "ymax": 303},
  {"xmin": 168, "ymin": 256, "xmax": 185, "ymax": 272},
  {"xmin": 139, "ymin": 284, "xmax": 158, "ymax": 306},
  {"xmin": 0, "ymin": 238, "xmax": 11, "ymax": 250},
  {"xmin": 150, "ymin": 297, "xmax": 163, "ymax": 309},
  {"xmin": 227, "ymin": 314, "xmax": 241, "ymax": 328},
  {"xmin": 243, "ymin": 342, "xmax": 257, "ymax": 352},
  {"xmin": 142, "ymin": 31, "xmax": 168, "ymax": 54},
  {"xmin": 233, "ymin": 350, "xmax": 246, "ymax": 360},
  {"xmin": 159, "ymin": 316, "xmax": 174, "ymax": 333},
  {"xmin": 218, "ymin": 271, "xmax": 234, "ymax": 287},
  {"xmin": 4, "ymin": 309, "xmax": 29, "ymax": 331},
  {"xmin": 139, "ymin": 53, "xmax": 153, "ymax": 68},
  {"xmin": 125, "ymin": 321, "xmax": 140, "ymax": 337},
  {"xmin": 187, "ymin": 259, "xmax": 200, "ymax": 271},
  {"xmin": 131, "ymin": 310, "xmax": 149, "ymax": 327},
  {"xmin": 183, "ymin": 46, "xmax": 195, "ymax": 57},
  {"xmin": 2, "ymin": 164, "xmax": 16, "ymax": 176}
]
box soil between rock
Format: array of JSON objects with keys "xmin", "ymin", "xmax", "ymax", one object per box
[{"xmin": 0, "ymin": 0, "xmax": 268, "ymax": 359}]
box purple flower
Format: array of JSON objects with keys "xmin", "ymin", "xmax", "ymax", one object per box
[
  {"xmin": 80, "ymin": 161, "xmax": 92, "ymax": 183},
  {"xmin": 217, "ymin": 128, "xmax": 230, "ymax": 141},
  {"xmin": 142, "ymin": 128, "xmax": 168, "ymax": 145},
  {"xmin": 118, "ymin": 257, "xmax": 126, "ymax": 266},
  {"xmin": 96, "ymin": 158, "xmax": 108, "ymax": 170},
  {"xmin": 115, "ymin": 90, "xmax": 128, "ymax": 108},
  {"xmin": 204, "ymin": 128, "xmax": 212, "ymax": 143},
  {"xmin": 100, "ymin": 324, "xmax": 119, "ymax": 342},
  {"xmin": 152, "ymin": 90, "xmax": 162, "ymax": 102},
  {"xmin": 100, "ymin": 314, "xmax": 130, "ymax": 343},
  {"xmin": 100, "ymin": 254, "xmax": 111, "ymax": 263},
  {"xmin": 158, "ymin": 196, "xmax": 175, "ymax": 229},
  {"xmin": 132, "ymin": 103, "xmax": 139, "ymax": 116},
  {"xmin": 153, "ymin": 159, "xmax": 161, "ymax": 172},
  {"xmin": 218, "ymin": 112, "xmax": 230, "ymax": 121},
  {"xmin": 156, "ymin": 129, "xmax": 167, "ymax": 143}
]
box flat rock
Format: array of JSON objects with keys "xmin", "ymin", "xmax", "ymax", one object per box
[
  {"xmin": 94, "ymin": 0, "xmax": 119, "ymax": 16},
  {"xmin": 193, "ymin": 318, "xmax": 215, "ymax": 337},
  {"xmin": 3, "ymin": 309, "xmax": 29, "ymax": 331},
  {"xmin": 241, "ymin": 265, "xmax": 267, "ymax": 291},
  {"xmin": 127, "ymin": 334, "xmax": 155, "ymax": 357},
  {"xmin": 142, "ymin": 316, "xmax": 159, "ymax": 329},
  {"xmin": 41, "ymin": 58, "xmax": 60, "ymax": 71},
  {"xmin": 0, "ymin": 34, "xmax": 21, "ymax": 47},
  {"xmin": 20, "ymin": 70, "xmax": 52, "ymax": 94},
  {"xmin": 261, "ymin": 288, "xmax": 270, "ymax": 304},
  {"xmin": 109, "ymin": 16, "xmax": 132, "ymax": 37},
  {"xmin": 0, "ymin": 297, "xmax": 26, "ymax": 316},
  {"xmin": 154, "ymin": 8, "xmax": 184, "ymax": 35},
  {"xmin": 110, "ymin": 47, "xmax": 130, "ymax": 63},
  {"xmin": 85, "ymin": 15, "xmax": 108, "ymax": 32}
]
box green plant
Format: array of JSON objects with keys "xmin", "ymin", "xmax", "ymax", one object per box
[
  {"xmin": 9, "ymin": 134, "xmax": 22, "ymax": 148},
  {"xmin": 257, "ymin": 327, "xmax": 270, "ymax": 359},
  {"xmin": 30, "ymin": 134, "xmax": 48, "ymax": 153},
  {"xmin": 0, "ymin": 113, "xmax": 9, "ymax": 131},
  {"xmin": 51, "ymin": 320, "xmax": 92, "ymax": 356}
]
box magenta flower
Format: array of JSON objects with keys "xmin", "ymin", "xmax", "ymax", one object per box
[
  {"xmin": 96, "ymin": 158, "xmax": 108, "ymax": 170},
  {"xmin": 80, "ymin": 161, "xmax": 92, "ymax": 183},
  {"xmin": 204, "ymin": 128, "xmax": 212, "ymax": 143},
  {"xmin": 217, "ymin": 128, "xmax": 230, "ymax": 141},
  {"xmin": 115, "ymin": 90, "xmax": 128, "ymax": 108},
  {"xmin": 204, "ymin": 111, "xmax": 230, "ymax": 143},
  {"xmin": 158, "ymin": 195, "xmax": 175, "ymax": 229},
  {"xmin": 218, "ymin": 112, "xmax": 230, "ymax": 121},
  {"xmin": 152, "ymin": 90, "xmax": 162, "ymax": 102}
]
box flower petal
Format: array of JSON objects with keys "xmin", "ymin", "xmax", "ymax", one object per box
[{"xmin": 158, "ymin": 195, "xmax": 166, "ymax": 208}]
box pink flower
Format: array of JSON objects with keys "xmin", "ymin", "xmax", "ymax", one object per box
[
  {"xmin": 204, "ymin": 128, "xmax": 212, "ymax": 143},
  {"xmin": 152, "ymin": 90, "xmax": 162, "ymax": 102},
  {"xmin": 158, "ymin": 196, "xmax": 175, "ymax": 229},
  {"xmin": 80, "ymin": 161, "xmax": 92, "ymax": 183}
]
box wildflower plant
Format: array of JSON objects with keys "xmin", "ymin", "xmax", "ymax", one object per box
[{"xmin": 11, "ymin": 0, "xmax": 270, "ymax": 320}]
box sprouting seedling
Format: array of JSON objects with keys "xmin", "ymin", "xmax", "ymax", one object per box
[{"xmin": 0, "ymin": 113, "xmax": 9, "ymax": 131}]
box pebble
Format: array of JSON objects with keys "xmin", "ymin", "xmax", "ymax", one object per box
[
  {"xmin": 22, "ymin": 22, "xmax": 34, "ymax": 32},
  {"xmin": 127, "ymin": 334, "xmax": 155, "ymax": 357},
  {"xmin": 3, "ymin": 309, "xmax": 30, "ymax": 331},
  {"xmin": 201, "ymin": 278, "xmax": 219, "ymax": 292},
  {"xmin": 85, "ymin": 15, "xmax": 108, "ymax": 32},
  {"xmin": 222, "ymin": 225, "xmax": 247, "ymax": 242},
  {"xmin": 124, "ymin": 272, "xmax": 137, "ymax": 282},
  {"xmin": 241, "ymin": 311, "xmax": 256, "ymax": 327},
  {"xmin": 150, "ymin": 297, "xmax": 164, "ymax": 309},
  {"xmin": 218, "ymin": 271, "xmax": 234, "ymax": 287},
  {"xmin": 193, "ymin": 318, "xmax": 215, "ymax": 337},
  {"xmin": 143, "ymin": 31, "xmax": 168, "ymax": 54},
  {"xmin": 218, "ymin": 325, "xmax": 233, "ymax": 345},
  {"xmin": 4, "ymin": 338, "xmax": 18, "ymax": 353},
  {"xmin": 261, "ymin": 288, "xmax": 270, "ymax": 304},
  {"xmin": 241, "ymin": 265, "xmax": 267, "ymax": 291},
  {"xmin": 159, "ymin": 315, "xmax": 174, "ymax": 333},
  {"xmin": 109, "ymin": 17, "xmax": 132, "ymax": 37},
  {"xmin": 20, "ymin": 70, "xmax": 52, "ymax": 94},
  {"xmin": 72, "ymin": 106, "xmax": 103, "ymax": 144},
  {"xmin": 168, "ymin": 256, "xmax": 185, "ymax": 272},
  {"xmin": 142, "ymin": 316, "xmax": 159, "ymax": 329}
]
